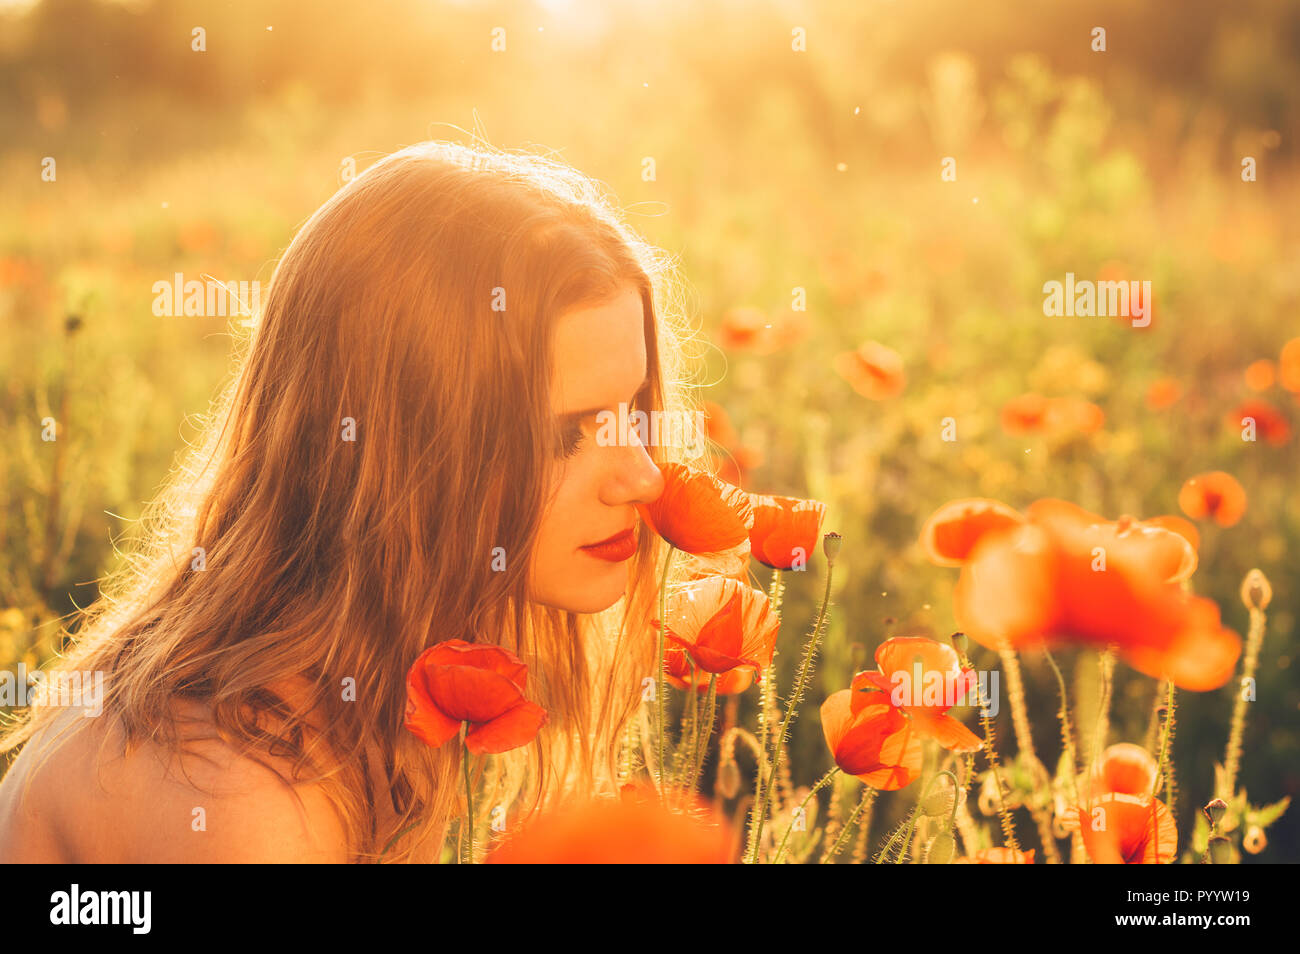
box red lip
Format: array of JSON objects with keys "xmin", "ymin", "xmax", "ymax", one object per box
[{"xmin": 580, "ymin": 527, "xmax": 638, "ymax": 562}]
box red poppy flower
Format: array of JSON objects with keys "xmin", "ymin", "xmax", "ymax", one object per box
[
  {"xmin": 1089, "ymin": 743, "xmax": 1159, "ymax": 798},
  {"xmin": 404, "ymin": 640, "xmax": 548, "ymax": 754},
  {"xmin": 1145, "ymin": 378, "xmax": 1183, "ymax": 410},
  {"xmin": 1045, "ymin": 396, "xmax": 1105, "ymax": 435},
  {"xmin": 747, "ymin": 494, "xmax": 827, "ymax": 570},
  {"xmin": 950, "ymin": 499, "xmax": 1240, "ymax": 691},
  {"xmin": 1000, "ymin": 393, "xmax": 1051, "ymax": 434},
  {"xmin": 715, "ymin": 306, "xmax": 806, "ymax": 355},
  {"xmin": 654, "ymin": 576, "xmax": 779, "ymax": 678},
  {"xmin": 921, "ymin": 498, "xmax": 1197, "ymax": 583},
  {"xmin": 702, "ymin": 402, "xmax": 764, "ymax": 488},
  {"xmin": 820, "ymin": 689, "xmax": 923, "ymax": 790},
  {"xmin": 1096, "ymin": 262, "xmax": 1157, "ymax": 331},
  {"xmin": 486, "ymin": 793, "xmax": 734, "ymax": 863},
  {"xmin": 833, "ymin": 341, "xmax": 906, "ymax": 400},
  {"xmin": 702, "ymin": 400, "xmax": 740, "ymax": 448},
  {"xmin": 1001, "ymin": 394, "xmax": 1103, "ymax": 438},
  {"xmin": 637, "ymin": 463, "xmax": 754, "ymax": 557},
  {"xmin": 954, "ymin": 847, "xmax": 1036, "ymax": 864},
  {"xmin": 851, "ymin": 636, "xmax": 982, "ymax": 753},
  {"xmin": 718, "ymin": 306, "xmax": 767, "ymax": 350},
  {"xmin": 1140, "ymin": 514, "xmax": 1200, "ymax": 555},
  {"xmin": 1024, "ymin": 500, "xmax": 1198, "ymax": 584},
  {"xmin": 1244, "ymin": 359, "xmax": 1276, "ymax": 392},
  {"xmin": 665, "ymin": 645, "xmax": 754, "ymax": 695},
  {"xmin": 679, "ymin": 545, "xmax": 752, "ymax": 583},
  {"xmin": 1078, "ymin": 794, "xmax": 1177, "ymax": 864},
  {"xmin": 919, "ymin": 498, "xmax": 1026, "ymax": 567},
  {"xmin": 1178, "ymin": 471, "xmax": 1247, "ymax": 528},
  {"xmin": 1227, "ymin": 399, "xmax": 1290, "ymax": 446}
]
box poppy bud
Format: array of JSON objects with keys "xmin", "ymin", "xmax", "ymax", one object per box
[
  {"xmin": 1240, "ymin": 568, "xmax": 1272, "ymax": 612},
  {"xmin": 715, "ymin": 758, "xmax": 741, "ymax": 800},
  {"xmin": 1208, "ymin": 835, "xmax": 1234, "ymax": 864},
  {"xmin": 922, "ymin": 789, "xmax": 955, "ymax": 818},
  {"xmin": 924, "ymin": 832, "xmax": 955, "ymax": 864},
  {"xmin": 1203, "ymin": 797, "xmax": 1228, "ymax": 829}
]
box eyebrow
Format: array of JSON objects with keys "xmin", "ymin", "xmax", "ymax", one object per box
[{"xmin": 558, "ymin": 371, "xmax": 653, "ymax": 420}]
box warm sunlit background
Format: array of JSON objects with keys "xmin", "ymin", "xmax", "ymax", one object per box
[{"xmin": 1, "ymin": 0, "xmax": 1297, "ymax": 861}]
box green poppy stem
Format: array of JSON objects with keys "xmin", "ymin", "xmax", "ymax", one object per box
[
  {"xmin": 747, "ymin": 557, "xmax": 836, "ymax": 863},
  {"xmin": 673, "ymin": 653, "xmax": 701, "ymax": 792},
  {"xmin": 773, "ymin": 766, "xmax": 840, "ymax": 864},
  {"xmin": 745, "ymin": 568, "xmax": 784, "ymax": 860},
  {"xmin": 461, "ymin": 734, "xmax": 474, "ymax": 864},
  {"xmin": 654, "ymin": 545, "xmax": 676, "ymax": 799},
  {"xmin": 683, "ymin": 674, "xmax": 719, "ymax": 798},
  {"xmin": 824, "ymin": 785, "xmax": 878, "ymax": 863}
]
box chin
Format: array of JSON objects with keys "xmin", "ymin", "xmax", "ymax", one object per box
[
  {"xmin": 532, "ymin": 562, "xmax": 628, "ymax": 614},
  {"xmin": 559, "ymin": 579, "xmax": 627, "ymax": 615}
]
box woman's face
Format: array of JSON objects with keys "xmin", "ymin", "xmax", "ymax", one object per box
[{"xmin": 528, "ymin": 285, "xmax": 666, "ymax": 614}]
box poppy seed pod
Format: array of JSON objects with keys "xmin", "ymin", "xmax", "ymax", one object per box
[
  {"xmin": 1241, "ymin": 568, "xmax": 1272, "ymax": 612},
  {"xmin": 823, "ymin": 531, "xmax": 842, "ymax": 562},
  {"xmin": 1203, "ymin": 797, "xmax": 1228, "ymax": 828}
]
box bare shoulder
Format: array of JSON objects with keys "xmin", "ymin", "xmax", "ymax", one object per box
[{"xmin": 0, "ymin": 698, "xmax": 349, "ymax": 863}]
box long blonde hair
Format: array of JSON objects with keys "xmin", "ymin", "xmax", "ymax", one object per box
[{"xmin": 1, "ymin": 140, "xmax": 703, "ymax": 862}]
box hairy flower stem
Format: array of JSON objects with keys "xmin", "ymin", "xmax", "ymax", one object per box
[
  {"xmin": 1154, "ymin": 678, "xmax": 1178, "ymax": 848},
  {"xmin": 851, "ymin": 799, "xmax": 874, "ymax": 864},
  {"xmin": 461, "ymin": 736, "xmax": 474, "ymax": 864},
  {"xmin": 1043, "ymin": 650, "xmax": 1080, "ymax": 805},
  {"xmin": 773, "ymin": 766, "xmax": 840, "ymax": 864},
  {"xmin": 823, "ymin": 786, "xmax": 878, "ymax": 863},
  {"xmin": 1143, "ymin": 679, "xmax": 1166, "ymax": 755},
  {"xmin": 1090, "ymin": 647, "xmax": 1116, "ymax": 768},
  {"xmin": 673, "ymin": 656, "xmax": 701, "ymax": 791},
  {"xmin": 654, "ymin": 546, "xmax": 676, "ymax": 798},
  {"xmin": 998, "ymin": 647, "xmax": 1060, "ymax": 863},
  {"xmin": 980, "ymin": 703, "xmax": 1020, "ymax": 853},
  {"xmin": 748, "ymin": 569, "xmax": 784, "ymax": 855},
  {"xmin": 894, "ymin": 771, "xmax": 957, "ymax": 864},
  {"xmin": 1223, "ymin": 572, "xmax": 1270, "ymax": 798},
  {"xmin": 954, "ymin": 752, "xmax": 980, "ymax": 857},
  {"xmin": 1043, "ymin": 649, "xmax": 1086, "ymax": 861},
  {"xmin": 747, "ymin": 559, "xmax": 836, "ymax": 863},
  {"xmin": 683, "ymin": 676, "xmax": 719, "ymax": 798}
]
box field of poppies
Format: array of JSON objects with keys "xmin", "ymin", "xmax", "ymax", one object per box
[{"xmin": 2, "ymin": 0, "xmax": 1298, "ymax": 863}]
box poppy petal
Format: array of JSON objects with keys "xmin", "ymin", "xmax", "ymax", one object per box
[
  {"xmin": 464, "ymin": 701, "xmax": 549, "ymax": 754},
  {"xmin": 910, "ymin": 710, "xmax": 983, "ymax": 753}
]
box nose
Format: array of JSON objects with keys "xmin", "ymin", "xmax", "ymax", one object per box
[{"xmin": 601, "ymin": 432, "xmax": 665, "ymax": 507}]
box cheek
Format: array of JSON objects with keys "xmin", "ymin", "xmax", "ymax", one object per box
[{"xmin": 536, "ymin": 458, "xmax": 599, "ymax": 551}]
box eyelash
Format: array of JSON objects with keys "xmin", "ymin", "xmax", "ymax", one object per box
[
  {"xmin": 558, "ymin": 419, "xmax": 586, "ymax": 459},
  {"xmin": 555, "ymin": 388, "xmax": 650, "ymax": 460}
]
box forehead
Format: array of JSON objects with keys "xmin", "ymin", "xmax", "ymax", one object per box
[{"xmin": 550, "ymin": 285, "xmax": 648, "ymax": 412}]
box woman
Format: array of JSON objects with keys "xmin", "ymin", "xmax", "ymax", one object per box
[{"xmin": 0, "ymin": 140, "xmax": 702, "ymax": 862}]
